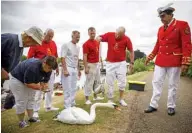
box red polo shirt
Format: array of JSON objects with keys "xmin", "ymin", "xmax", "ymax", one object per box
[
  {"xmin": 83, "ymin": 39, "xmax": 100, "ymax": 63},
  {"xmin": 27, "ymin": 40, "xmax": 58, "ymax": 59},
  {"xmin": 100, "ymin": 32, "xmax": 133, "ymax": 62}
]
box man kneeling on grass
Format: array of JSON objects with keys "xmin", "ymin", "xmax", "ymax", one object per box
[{"xmin": 9, "ymin": 56, "xmax": 58, "ymax": 128}]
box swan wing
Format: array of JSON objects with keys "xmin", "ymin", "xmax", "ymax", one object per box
[
  {"xmin": 57, "ymin": 108, "xmax": 77, "ymax": 124},
  {"xmin": 71, "ymin": 107, "xmax": 93, "ymax": 124}
]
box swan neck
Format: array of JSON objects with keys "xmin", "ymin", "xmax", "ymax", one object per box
[{"xmin": 89, "ymin": 104, "xmax": 97, "ymax": 122}]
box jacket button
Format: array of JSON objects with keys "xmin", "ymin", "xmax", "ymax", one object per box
[
  {"xmin": 166, "ymin": 39, "xmax": 168, "ymax": 41},
  {"xmin": 166, "ymin": 46, "xmax": 168, "ymax": 48},
  {"xmin": 166, "ymin": 53, "xmax": 168, "ymax": 54}
]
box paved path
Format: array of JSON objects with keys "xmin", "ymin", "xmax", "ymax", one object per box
[{"xmin": 125, "ymin": 72, "xmax": 192, "ymax": 133}]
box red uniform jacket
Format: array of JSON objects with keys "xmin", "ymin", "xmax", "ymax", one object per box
[
  {"xmin": 148, "ymin": 19, "xmax": 191, "ymax": 66},
  {"xmin": 27, "ymin": 40, "xmax": 58, "ymax": 59}
]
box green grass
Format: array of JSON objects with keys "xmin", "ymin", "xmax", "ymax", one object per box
[{"xmin": 1, "ymin": 71, "xmax": 149, "ymax": 133}]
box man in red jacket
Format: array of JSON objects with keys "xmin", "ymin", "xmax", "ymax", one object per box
[
  {"xmin": 144, "ymin": 3, "xmax": 191, "ymax": 115},
  {"xmin": 27, "ymin": 29, "xmax": 59, "ymax": 118},
  {"xmin": 96, "ymin": 27, "xmax": 134, "ymax": 106}
]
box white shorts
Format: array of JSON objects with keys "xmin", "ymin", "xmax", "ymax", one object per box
[
  {"xmin": 84, "ymin": 63, "xmax": 101, "ymax": 96},
  {"xmin": 9, "ymin": 74, "xmax": 36, "ymax": 114},
  {"xmin": 106, "ymin": 61, "xmax": 127, "ymax": 98}
]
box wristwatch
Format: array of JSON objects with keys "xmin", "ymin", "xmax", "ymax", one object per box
[{"xmin": 130, "ymin": 62, "xmax": 134, "ymax": 65}]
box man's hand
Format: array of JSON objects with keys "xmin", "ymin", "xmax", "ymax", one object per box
[
  {"xmin": 85, "ymin": 66, "xmax": 89, "ymax": 74},
  {"xmin": 56, "ymin": 68, "xmax": 59, "ymax": 76},
  {"xmin": 43, "ymin": 83, "xmax": 49, "ymax": 89},
  {"xmin": 96, "ymin": 36, "xmax": 102, "ymax": 42},
  {"xmin": 78, "ymin": 71, "xmax": 81, "ymax": 78},
  {"xmin": 128, "ymin": 64, "xmax": 134, "ymax": 74},
  {"xmin": 145, "ymin": 58, "xmax": 150, "ymax": 66},
  {"xmin": 181, "ymin": 65, "xmax": 189, "ymax": 73},
  {"xmin": 63, "ymin": 69, "xmax": 70, "ymax": 77},
  {"xmin": 1, "ymin": 68, "xmax": 9, "ymax": 80},
  {"xmin": 40, "ymin": 83, "xmax": 50, "ymax": 92}
]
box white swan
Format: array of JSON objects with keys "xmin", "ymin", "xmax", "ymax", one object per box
[{"xmin": 54, "ymin": 102, "xmax": 121, "ymax": 125}]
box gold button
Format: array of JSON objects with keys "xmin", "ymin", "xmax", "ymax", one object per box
[
  {"xmin": 166, "ymin": 46, "xmax": 168, "ymax": 48},
  {"xmin": 166, "ymin": 53, "xmax": 168, "ymax": 54},
  {"xmin": 166, "ymin": 39, "xmax": 168, "ymax": 41}
]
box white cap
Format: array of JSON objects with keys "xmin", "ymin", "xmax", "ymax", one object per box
[
  {"xmin": 157, "ymin": 3, "xmax": 175, "ymax": 16},
  {"xmin": 24, "ymin": 26, "xmax": 44, "ymax": 45}
]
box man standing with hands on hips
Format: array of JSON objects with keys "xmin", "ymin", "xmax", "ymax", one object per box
[
  {"xmin": 144, "ymin": 3, "xmax": 191, "ymax": 116},
  {"xmin": 96, "ymin": 27, "xmax": 134, "ymax": 106}
]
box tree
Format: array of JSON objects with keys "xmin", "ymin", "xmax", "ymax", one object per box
[
  {"xmin": 126, "ymin": 49, "xmax": 146, "ymax": 62},
  {"xmin": 21, "ymin": 55, "xmax": 27, "ymax": 61},
  {"xmin": 134, "ymin": 49, "xmax": 146, "ymax": 60}
]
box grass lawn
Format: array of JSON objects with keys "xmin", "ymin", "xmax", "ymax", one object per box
[{"xmin": 1, "ymin": 71, "xmax": 149, "ymax": 133}]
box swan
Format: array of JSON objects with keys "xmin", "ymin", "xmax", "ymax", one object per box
[{"xmin": 53, "ymin": 102, "xmax": 121, "ymax": 125}]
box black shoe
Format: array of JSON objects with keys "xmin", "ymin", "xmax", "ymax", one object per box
[
  {"xmin": 167, "ymin": 108, "xmax": 175, "ymax": 116},
  {"xmin": 144, "ymin": 106, "xmax": 157, "ymax": 113},
  {"xmin": 28, "ymin": 117, "xmax": 40, "ymax": 123}
]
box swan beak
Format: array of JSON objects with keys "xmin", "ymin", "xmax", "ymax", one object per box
[{"xmin": 115, "ymin": 107, "xmax": 121, "ymax": 111}]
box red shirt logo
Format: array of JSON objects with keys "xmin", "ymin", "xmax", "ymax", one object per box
[
  {"xmin": 47, "ymin": 48, "xmax": 52, "ymax": 55},
  {"xmin": 114, "ymin": 43, "xmax": 119, "ymax": 52}
]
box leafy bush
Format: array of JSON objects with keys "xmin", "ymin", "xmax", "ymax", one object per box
[
  {"xmin": 133, "ymin": 57, "xmax": 153, "ymax": 73},
  {"xmin": 21, "ymin": 55, "xmax": 27, "ymax": 61},
  {"xmin": 186, "ymin": 61, "xmax": 192, "ymax": 78}
]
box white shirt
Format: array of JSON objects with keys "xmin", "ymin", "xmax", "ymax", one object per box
[
  {"xmin": 61, "ymin": 41, "xmax": 80, "ymax": 68},
  {"xmin": 18, "ymin": 34, "xmax": 23, "ymax": 47},
  {"xmin": 168, "ymin": 18, "xmax": 174, "ymax": 27}
]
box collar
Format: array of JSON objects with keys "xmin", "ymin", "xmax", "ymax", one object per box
[
  {"xmin": 168, "ymin": 18, "xmax": 175, "ymax": 27},
  {"xmin": 18, "ymin": 34, "xmax": 23, "ymax": 47}
]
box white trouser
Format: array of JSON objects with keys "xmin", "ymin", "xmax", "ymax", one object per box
[
  {"xmin": 150, "ymin": 65, "xmax": 181, "ymax": 109},
  {"xmin": 61, "ymin": 67, "xmax": 78, "ymax": 108},
  {"xmin": 9, "ymin": 74, "xmax": 36, "ymax": 114},
  {"xmin": 106, "ymin": 61, "xmax": 127, "ymax": 99},
  {"xmin": 33, "ymin": 71, "xmax": 55, "ymax": 112},
  {"xmin": 3, "ymin": 80, "xmax": 10, "ymax": 91},
  {"xmin": 84, "ymin": 63, "xmax": 101, "ymax": 96}
]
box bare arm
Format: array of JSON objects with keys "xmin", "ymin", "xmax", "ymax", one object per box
[
  {"xmin": 25, "ymin": 83, "xmax": 42, "ymax": 90},
  {"xmin": 61, "ymin": 57, "xmax": 67, "ymax": 71},
  {"xmin": 1, "ymin": 68, "xmax": 9, "ymax": 80},
  {"xmin": 83, "ymin": 54, "xmax": 88, "ymax": 69},
  {"xmin": 83, "ymin": 54, "xmax": 90, "ymax": 74},
  {"xmin": 61, "ymin": 57, "xmax": 70, "ymax": 77},
  {"xmin": 129, "ymin": 50, "xmax": 134, "ymax": 64}
]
